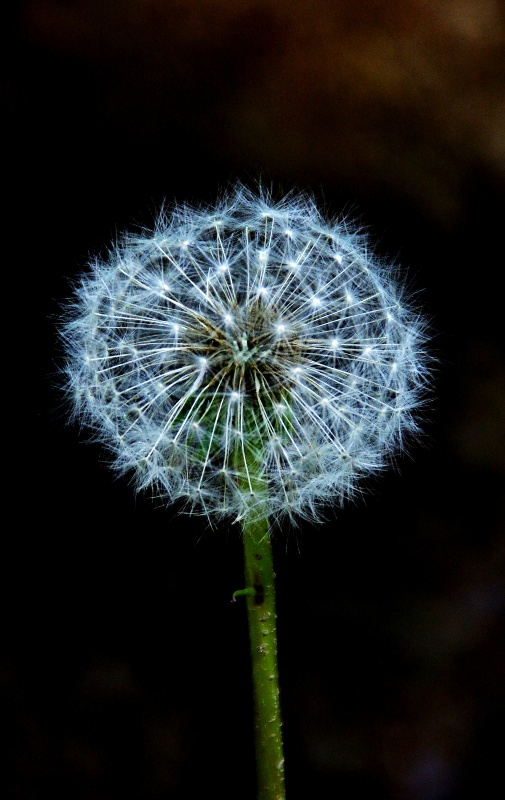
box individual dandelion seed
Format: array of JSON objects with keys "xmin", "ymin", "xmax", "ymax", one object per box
[{"xmin": 60, "ymin": 183, "xmax": 430, "ymax": 800}]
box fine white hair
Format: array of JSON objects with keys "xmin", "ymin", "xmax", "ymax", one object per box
[{"xmin": 61, "ymin": 183, "xmax": 430, "ymax": 524}]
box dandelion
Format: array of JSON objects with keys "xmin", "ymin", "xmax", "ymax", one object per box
[
  {"xmin": 60, "ymin": 183, "xmax": 429, "ymax": 800},
  {"xmin": 62, "ymin": 184, "xmax": 428, "ymax": 524}
]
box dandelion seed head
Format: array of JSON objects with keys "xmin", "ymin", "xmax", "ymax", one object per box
[{"xmin": 61, "ymin": 184, "xmax": 430, "ymax": 524}]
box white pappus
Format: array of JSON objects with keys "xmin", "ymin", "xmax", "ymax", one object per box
[{"xmin": 61, "ymin": 184, "xmax": 430, "ymax": 524}]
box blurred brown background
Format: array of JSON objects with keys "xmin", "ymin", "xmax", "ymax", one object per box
[{"xmin": 4, "ymin": 2, "xmax": 505, "ymax": 799}]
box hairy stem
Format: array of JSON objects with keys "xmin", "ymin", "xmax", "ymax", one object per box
[{"xmin": 242, "ymin": 509, "xmax": 285, "ymax": 800}]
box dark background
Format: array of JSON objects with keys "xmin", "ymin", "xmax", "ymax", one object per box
[{"xmin": 4, "ymin": 2, "xmax": 505, "ymax": 799}]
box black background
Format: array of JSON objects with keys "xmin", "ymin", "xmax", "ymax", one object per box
[{"xmin": 4, "ymin": 3, "xmax": 505, "ymax": 799}]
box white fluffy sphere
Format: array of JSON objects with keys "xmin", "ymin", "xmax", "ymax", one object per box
[{"xmin": 61, "ymin": 185, "xmax": 429, "ymax": 523}]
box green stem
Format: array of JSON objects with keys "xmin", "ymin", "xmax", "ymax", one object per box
[{"xmin": 241, "ymin": 509, "xmax": 285, "ymax": 800}]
